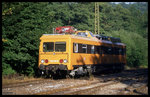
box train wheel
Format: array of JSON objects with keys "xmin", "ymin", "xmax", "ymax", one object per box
[
  {"xmin": 59, "ymin": 70, "xmax": 67, "ymax": 79},
  {"xmin": 120, "ymin": 64, "xmax": 124, "ymax": 71},
  {"xmin": 66, "ymin": 70, "xmax": 71, "ymax": 79},
  {"xmin": 112, "ymin": 65, "xmax": 116, "ymax": 73},
  {"xmin": 112, "ymin": 65, "xmax": 119, "ymax": 73},
  {"xmin": 38, "ymin": 69, "xmax": 47, "ymax": 78}
]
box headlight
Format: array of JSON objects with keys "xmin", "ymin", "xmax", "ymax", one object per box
[
  {"xmin": 41, "ymin": 59, "xmax": 44, "ymax": 63},
  {"xmin": 63, "ymin": 59, "xmax": 67, "ymax": 63}
]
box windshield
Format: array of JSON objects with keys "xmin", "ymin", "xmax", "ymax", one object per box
[
  {"xmin": 43, "ymin": 42, "xmax": 66, "ymax": 52},
  {"xmin": 55, "ymin": 42, "xmax": 66, "ymax": 52},
  {"xmin": 43, "ymin": 42, "xmax": 54, "ymax": 52}
]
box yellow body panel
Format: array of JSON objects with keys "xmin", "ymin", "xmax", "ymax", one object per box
[{"xmin": 39, "ymin": 31, "xmax": 126, "ymax": 71}]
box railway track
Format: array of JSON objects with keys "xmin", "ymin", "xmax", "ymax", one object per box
[
  {"xmin": 34, "ymin": 69, "xmax": 148, "ymax": 95},
  {"xmin": 54, "ymin": 81, "xmax": 119, "ymax": 95},
  {"xmin": 2, "ymin": 68, "xmax": 148, "ymax": 95},
  {"xmin": 33, "ymin": 80, "xmax": 99, "ymax": 95},
  {"xmin": 2, "ymin": 78, "xmax": 54, "ymax": 89}
]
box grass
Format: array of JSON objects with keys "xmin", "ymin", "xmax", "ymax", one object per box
[
  {"xmin": 125, "ymin": 65, "xmax": 148, "ymax": 70},
  {"xmin": 2, "ymin": 75, "xmax": 43, "ymax": 85}
]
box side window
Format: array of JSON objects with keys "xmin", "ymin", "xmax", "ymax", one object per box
[
  {"xmin": 74, "ymin": 43, "xmax": 78, "ymax": 53},
  {"xmin": 113, "ymin": 47, "xmax": 116, "ymax": 55},
  {"xmin": 43, "ymin": 42, "xmax": 54, "ymax": 52},
  {"xmin": 119, "ymin": 48, "xmax": 122, "ymax": 55},
  {"xmin": 100, "ymin": 46, "xmax": 103, "ymax": 54},
  {"xmin": 91, "ymin": 45, "xmax": 95, "ymax": 54},
  {"xmin": 102, "ymin": 46, "xmax": 106, "ymax": 54},
  {"xmin": 101, "ymin": 46, "xmax": 112, "ymax": 55},
  {"xmin": 121, "ymin": 48, "xmax": 125, "ymax": 55},
  {"xmin": 116, "ymin": 47, "xmax": 119, "ymax": 55},
  {"xmin": 95, "ymin": 46, "xmax": 101, "ymax": 54},
  {"xmin": 74, "ymin": 43, "xmax": 97, "ymax": 54},
  {"xmin": 87, "ymin": 45, "xmax": 91, "ymax": 54},
  {"xmin": 78, "ymin": 44, "xmax": 82, "ymax": 53},
  {"xmin": 113, "ymin": 47, "xmax": 125, "ymax": 55},
  {"xmin": 108, "ymin": 47, "xmax": 112, "ymax": 54},
  {"xmin": 112, "ymin": 47, "xmax": 115, "ymax": 55},
  {"xmin": 104, "ymin": 46, "xmax": 108, "ymax": 54},
  {"xmin": 82, "ymin": 44, "xmax": 87, "ymax": 53}
]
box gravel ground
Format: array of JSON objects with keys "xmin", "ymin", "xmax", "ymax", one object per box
[
  {"xmin": 2, "ymin": 68, "xmax": 148, "ymax": 95},
  {"xmin": 2, "ymin": 79, "xmax": 98, "ymax": 95}
]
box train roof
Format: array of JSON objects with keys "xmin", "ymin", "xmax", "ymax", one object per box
[{"xmin": 40, "ymin": 33, "xmax": 126, "ymax": 47}]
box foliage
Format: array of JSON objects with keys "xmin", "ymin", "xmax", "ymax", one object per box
[
  {"xmin": 2, "ymin": 2, "xmax": 148, "ymax": 76},
  {"xmin": 105, "ymin": 29, "xmax": 148, "ymax": 68}
]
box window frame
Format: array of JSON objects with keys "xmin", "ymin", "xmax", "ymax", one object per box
[
  {"xmin": 55, "ymin": 42, "xmax": 66, "ymax": 52},
  {"xmin": 74, "ymin": 43, "xmax": 78, "ymax": 53},
  {"xmin": 43, "ymin": 42, "xmax": 66, "ymax": 52},
  {"xmin": 43, "ymin": 42, "xmax": 54, "ymax": 52},
  {"xmin": 82, "ymin": 44, "xmax": 87, "ymax": 53},
  {"xmin": 91, "ymin": 45, "xmax": 95, "ymax": 54}
]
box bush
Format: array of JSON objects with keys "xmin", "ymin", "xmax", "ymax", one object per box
[
  {"xmin": 2, "ymin": 2, "xmax": 148, "ymax": 76},
  {"xmin": 105, "ymin": 29, "xmax": 148, "ymax": 68}
]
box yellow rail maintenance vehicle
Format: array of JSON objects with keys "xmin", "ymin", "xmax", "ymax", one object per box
[{"xmin": 38, "ymin": 30, "xmax": 126, "ymax": 77}]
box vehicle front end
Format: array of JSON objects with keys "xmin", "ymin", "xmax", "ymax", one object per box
[{"xmin": 38, "ymin": 35, "xmax": 70, "ymax": 77}]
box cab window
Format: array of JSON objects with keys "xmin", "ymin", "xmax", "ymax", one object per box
[
  {"xmin": 55, "ymin": 42, "xmax": 66, "ymax": 52},
  {"xmin": 43, "ymin": 42, "xmax": 54, "ymax": 52}
]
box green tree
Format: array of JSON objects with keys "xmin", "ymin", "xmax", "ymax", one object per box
[{"xmin": 2, "ymin": 2, "xmax": 148, "ymax": 76}]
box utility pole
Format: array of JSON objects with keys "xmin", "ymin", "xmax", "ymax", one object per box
[{"xmin": 95, "ymin": 2, "xmax": 100, "ymax": 35}]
